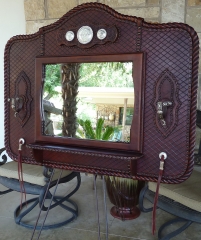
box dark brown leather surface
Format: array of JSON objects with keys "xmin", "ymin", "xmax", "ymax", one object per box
[{"xmin": 4, "ymin": 3, "xmax": 199, "ymax": 183}]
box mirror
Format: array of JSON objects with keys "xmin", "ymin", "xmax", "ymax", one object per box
[
  {"xmin": 35, "ymin": 53, "xmax": 144, "ymax": 153},
  {"xmin": 42, "ymin": 62, "xmax": 134, "ymax": 143}
]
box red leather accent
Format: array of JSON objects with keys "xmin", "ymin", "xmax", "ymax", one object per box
[
  {"xmin": 152, "ymin": 155, "xmax": 165, "ymax": 235},
  {"xmin": 18, "ymin": 148, "xmax": 27, "ymax": 209}
]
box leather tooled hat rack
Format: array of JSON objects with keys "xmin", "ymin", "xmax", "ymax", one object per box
[{"xmin": 4, "ymin": 3, "xmax": 199, "ymax": 184}]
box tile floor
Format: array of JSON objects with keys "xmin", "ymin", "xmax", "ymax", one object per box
[{"xmin": 0, "ymin": 173, "xmax": 200, "ymax": 240}]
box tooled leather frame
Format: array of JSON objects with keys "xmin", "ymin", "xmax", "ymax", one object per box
[{"xmin": 4, "ymin": 3, "xmax": 199, "ymax": 183}]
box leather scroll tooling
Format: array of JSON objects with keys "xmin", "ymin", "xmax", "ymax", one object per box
[
  {"xmin": 10, "ymin": 71, "xmax": 33, "ymax": 127},
  {"xmin": 152, "ymin": 69, "xmax": 181, "ymax": 137},
  {"xmin": 57, "ymin": 24, "xmax": 118, "ymax": 48}
]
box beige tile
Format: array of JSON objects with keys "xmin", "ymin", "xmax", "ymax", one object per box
[
  {"xmin": 117, "ymin": 7, "xmax": 160, "ymax": 18},
  {"xmin": 197, "ymin": 74, "xmax": 201, "ymax": 110},
  {"xmin": 24, "ymin": 0, "xmax": 45, "ymax": 21},
  {"xmin": 187, "ymin": 8, "xmax": 201, "ymax": 32},
  {"xmin": 0, "ymin": 174, "xmax": 200, "ymax": 239},
  {"xmin": 188, "ymin": 0, "xmax": 201, "ymax": 6},
  {"xmin": 46, "ymin": 228, "xmax": 107, "ymax": 240},
  {"xmin": 78, "ymin": 0, "xmax": 97, "ymax": 4},
  {"xmin": 147, "ymin": 0, "xmax": 160, "ymax": 5},
  {"xmin": 162, "ymin": 0, "xmax": 185, "ymax": 23},
  {"xmin": 0, "ymin": 218, "xmax": 32, "ymax": 240},
  {"xmin": 144, "ymin": 18, "xmax": 160, "ymax": 23},
  {"xmin": 100, "ymin": 0, "xmax": 146, "ymax": 7},
  {"xmin": 0, "ymin": 191, "xmax": 20, "ymax": 218},
  {"xmin": 26, "ymin": 19, "xmax": 58, "ymax": 34},
  {"xmin": 47, "ymin": 0, "xmax": 78, "ymax": 19},
  {"xmin": 198, "ymin": 33, "xmax": 201, "ymax": 49},
  {"xmin": 199, "ymin": 50, "xmax": 201, "ymax": 73},
  {"xmin": 67, "ymin": 192, "xmax": 114, "ymax": 232}
]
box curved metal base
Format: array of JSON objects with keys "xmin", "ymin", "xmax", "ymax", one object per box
[
  {"xmin": 13, "ymin": 172, "xmax": 81, "ymax": 230},
  {"xmin": 14, "ymin": 196, "xmax": 78, "ymax": 230},
  {"xmin": 138, "ymin": 185, "xmax": 154, "ymax": 213},
  {"xmin": 158, "ymin": 218, "xmax": 192, "ymax": 240},
  {"xmin": 139, "ymin": 185, "xmax": 201, "ymax": 240},
  {"xmin": 110, "ymin": 206, "xmax": 140, "ymax": 220}
]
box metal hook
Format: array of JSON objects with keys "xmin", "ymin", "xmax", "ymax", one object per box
[
  {"xmin": 18, "ymin": 138, "xmax": 25, "ymax": 151},
  {"xmin": 157, "ymin": 101, "xmax": 172, "ymax": 126},
  {"xmin": 10, "ymin": 96, "xmax": 24, "ymax": 117}
]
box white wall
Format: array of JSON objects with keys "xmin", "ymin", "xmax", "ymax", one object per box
[{"xmin": 0, "ymin": 0, "xmax": 25, "ymax": 148}]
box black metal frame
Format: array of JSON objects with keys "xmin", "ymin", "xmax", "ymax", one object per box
[
  {"xmin": 0, "ymin": 148, "xmax": 81, "ymax": 230},
  {"xmin": 139, "ymin": 184, "xmax": 201, "ymax": 240}
]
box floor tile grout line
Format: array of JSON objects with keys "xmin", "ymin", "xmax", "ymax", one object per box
[
  {"xmin": 0, "ymin": 216, "xmax": 14, "ymax": 219},
  {"xmin": 63, "ymin": 226, "xmax": 147, "ymax": 240},
  {"xmin": 108, "ymin": 217, "xmax": 114, "ymax": 227}
]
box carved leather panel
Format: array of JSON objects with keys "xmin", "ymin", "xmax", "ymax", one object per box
[
  {"xmin": 57, "ymin": 24, "xmax": 118, "ymax": 49},
  {"xmin": 12, "ymin": 71, "xmax": 33, "ymax": 127},
  {"xmin": 4, "ymin": 3, "xmax": 199, "ymax": 183},
  {"xmin": 152, "ymin": 69, "xmax": 181, "ymax": 137}
]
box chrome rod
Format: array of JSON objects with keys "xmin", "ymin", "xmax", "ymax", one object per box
[
  {"xmin": 36, "ymin": 170, "xmax": 63, "ymax": 240},
  {"xmin": 102, "ymin": 176, "xmax": 108, "ymax": 240},
  {"xmin": 94, "ymin": 174, "xmax": 101, "ymax": 240},
  {"xmin": 30, "ymin": 168, "xmax": 55, "ymax": 240}
]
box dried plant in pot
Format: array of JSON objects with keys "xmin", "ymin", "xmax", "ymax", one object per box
[{"xmin": 105, "ymin": 176, "xmax": 144, "ymax": 220}]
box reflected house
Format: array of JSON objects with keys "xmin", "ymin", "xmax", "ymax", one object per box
[
  {"xmin": 42, "ymin": 60, "xmax": 135, "ymax": 142},
  {"xmin": 78, "ymin": 87, "xmax": 134, "ymax": 142}
]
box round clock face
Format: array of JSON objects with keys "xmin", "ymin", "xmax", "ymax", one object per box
[
  {"xmin": 77, "ymin": 26, "xmax": 93, "ymax": 44},
  {"xmin": 65, "ymin": 31, "xmax": 75, "ymax": 41},
  {"xmin": 97, "ymin": 29, "xmax": 107, "ymax": 40}
]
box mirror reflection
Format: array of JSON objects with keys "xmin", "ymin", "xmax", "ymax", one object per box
[{"xmin": 42, "ymin": 62, "xmax": 134, "ymax": 143}]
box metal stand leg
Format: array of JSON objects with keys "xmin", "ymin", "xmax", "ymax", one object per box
[
  {"xmin": 36, "ymin": 170, "xmax": 63, "ymax": 240},
  {"xmin": 31, "ymin": 170, "xmax": 63, "ymax": 240},
  {"xmin": 158, "ymin": 218, "xmax": 192, "ymax": 240},
  {"xmin": 94, "ymin": 174, "xmax": 101, "ymax": 240},
  {"xmin": 94, "ymin": 175, "xmax": 109, "ymax": 240},
  {"xmin": 30, "ymin": 169, "xmax": 56, "ymax": 240},
  {"xmin": 102, "ymin": 176, "xmax": 108, "ymax": 240}
]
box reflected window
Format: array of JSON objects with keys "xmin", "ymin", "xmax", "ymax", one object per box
[{"xmin": 119, "ymin": 107, "xmax": 134, "ymax": 125}]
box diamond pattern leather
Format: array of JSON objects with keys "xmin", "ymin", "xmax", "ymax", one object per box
[{"xmin": 4, "ymin": 3, "xmax": 199, "ymax": 182}]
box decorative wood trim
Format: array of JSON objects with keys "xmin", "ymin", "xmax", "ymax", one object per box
[
  {"xmin": 3, "ymin": 2, "xmax": 199, "ymax": 183},
  {"xmin": 57, "ymin": 23, "xmax": 118, "ymax": 49},
  {"xmin": 35, "ymin": 53, "xmax": 145, "ymax": 153},
  {"xmin": 136, "ymin": 18, "xmax": 143, "ymax": 52},
  {"xmin": 27, "ymin": 143, "xmax": 142, "ymax": 160}
]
